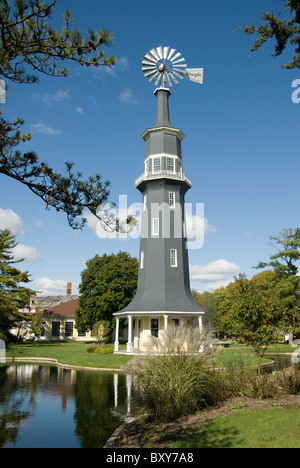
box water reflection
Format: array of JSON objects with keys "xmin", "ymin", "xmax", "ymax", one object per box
[{"xmin": 0, "ymin": 365, "xmax": 135, "ymax": 448}]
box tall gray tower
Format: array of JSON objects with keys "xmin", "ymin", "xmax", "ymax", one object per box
[{"xmin": 114, "ymin": 47, "xmax": 212, "ymax": 353}]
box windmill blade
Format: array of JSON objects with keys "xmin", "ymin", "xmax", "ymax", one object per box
[
  {"xmin": 168, "ymin": 71, "xmax": 179, "ymax": 84},
  {"xmin": 145, "ymin": 52, "xmax": 158, "ymax": 63},
  {"xmin": 143, "ymin": 69, "xmax": 159, "ymax": 81},
  {"xmin": 167, "ymin": 48, "xmax": 177, "ymax": 61},
  {"xmin": 150, "ymin": 48, "xmax": 160, "ymax": 61},
  {"xmin": 170, "ymin": 52, "xmax": 182, "ymax": 62},
  {"xmin": 142, "ymin": 64, "xmax": 157, "ymax": 73},
  {"xmin": 172, "ymin": 58, "xmax": 187, "ymax": 66},
  {"xmin": 156, "ymin": 46, "xmax": 163, "ymax": 59},
  {"xmin": 163, "ymin": 47, "xmax": 169, "ymax": 59},
  {"xmin": 164, "ymin": 71, "xmax": 173, "ymax": 87},
  {"xmin": 142, "ymin": 57, "xmax": 157, "ymax": 67},
  {"xmin": 153, "ymin": 72, "xmax": 163, "ymax": 86},
  {"xmin": 171, "ymin": 69, "xmax": 188, "ymax": 80}
]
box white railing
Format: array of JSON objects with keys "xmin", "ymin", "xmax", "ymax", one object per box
[{"xmin": 135, "ymin": 170, "xmax": 192, "ymax": 187}]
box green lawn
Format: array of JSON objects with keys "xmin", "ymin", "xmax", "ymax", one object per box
[
  {"xmin": 5, "ymin": 341, "xmax": 133, "ymax": 369},
  {"xmin": 170, "ymin": 408, "xmax": 300, "ymax": 448},
  {"xmin": 4, "ymin": 341, "xmax": 295, "ymax": 371}
]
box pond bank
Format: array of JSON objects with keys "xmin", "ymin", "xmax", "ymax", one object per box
[
  {"xmin": 3, "ymin": 357, "xmax": 122, "ymax": 372},
  {"xmin": 107, "ymin": 395, "xmax": 300, "ymax": 448}
]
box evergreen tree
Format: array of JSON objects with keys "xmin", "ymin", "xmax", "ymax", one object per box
[
  {"xmin": 238, "ymin": 0, "xmax": 300, "ymax": 69},
  {"xmin": 0, "ymin": 0, "xmax": 116, "ymax": 229},
  {"xmin": 0, "ymin": 229, "xmax": 35, "ymax": 334}
]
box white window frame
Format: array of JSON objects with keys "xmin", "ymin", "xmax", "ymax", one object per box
[
  {"xmin": 170, "ymin": 249, "xmax": 178, "ymax": 267},
  {"xmin": 166, "ymin": 157, "xmax": 175, "ymax": 173},
  {"xmin": 153, "ymin": 157, "xmax": 161, "ymax": 173},
  {"xmin": 169, "ymin": 191, "xmax": 175, "ymax": 209},
  {"xmin": 152, "ymin": 217, "xmax": 159, "ymax": 236},
  {"xmin": 140, "ymin": 251, "xmax": 144, "ymax": 269}
]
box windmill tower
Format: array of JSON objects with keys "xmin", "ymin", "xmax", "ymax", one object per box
[{"xmin": 114, "ymin": 47, "xmax": 212, "ymax": 353}]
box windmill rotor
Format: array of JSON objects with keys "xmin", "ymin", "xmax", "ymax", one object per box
[{"xmin": 142, "ymin": 46, "xmax": 204, "ymax": 88}]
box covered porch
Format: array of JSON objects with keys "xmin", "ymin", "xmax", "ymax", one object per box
[{"xmin": 113, "ymin": 311, "xmax": 213, "ymax": 354}]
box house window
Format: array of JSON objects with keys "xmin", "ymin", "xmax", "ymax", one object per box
[
  {"xmin": 170, "ymin": 249, "xmax": 178, "ymax": 267},
  {"xmin": 51, "ymin": 321, "xmax": 61, "ymax": 337},
  {"xmin": 153, "ymin": 157, "xmax": 161, "ymax": 173},
  {"xmin": 172, "ymin": 318, "xmax": 180, "ymax": 328},
  {"xmin": 140, "ymin": 251, "xmax": 144, "ymax": 269},
  {"xmin": 169, "ymin": 191, "xmax": 175, "ymax": 208},
  {"xmin": 150, "ymin": 318, "xmax": 159, "ymax": 337},
  {"xmin": 78, "ymin": 329, "xmax": 87, "ymax": 337},
  {"xmin": 65, "ymin": 321, "xmax": 74, "ymax": 338},
  {"xmin": 167, "ymin": 157, "xmax": 174, "ymax": 173},
  {"xmin": 152, "ymin": 217, "xmax": 159, "ymax": 236}
]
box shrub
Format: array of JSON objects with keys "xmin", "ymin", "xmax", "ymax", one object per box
[
  {"xmin": 122, "ymin": 324, "xmax": 221, "ymax": 421},
  {"xmin": 94, "ymin": 346, "xmax": 114, "ymax": 354},
  {"xmin": 86, "ymin": 344, "xmax": 98, "ymax": 354}
]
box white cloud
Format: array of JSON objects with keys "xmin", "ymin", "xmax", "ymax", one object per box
[
  {"xmin": 12, "ymin": 244, "xmax": 42, "ymax": 262},
  {"xmin": 76, "ymin": 106, "xmax": 84, "ymax": 114},
  {"xmin": 33, "ymin": 89, "xmax": 70, "ymax": 105},
  {"xmin": 30, "ymin": 278, "xmax": 77, "ymax": 296},
  {"xmin": 119, "ymin": 87, "xmax": 138, "ymax": 105},
  {"xmin": 0, "ymin": 208, "xmax": 24, "ymax": 236},
  {"xmin": 30, "ymin": 122, "xmax": 61, "ymax": 136},
  {"xmin": 186, "ymin": 213, "xmax": 216, "ymax": 239},
  {"xmin": 190, "ymin": 259, "xmax": 241, "ymax": 291}
]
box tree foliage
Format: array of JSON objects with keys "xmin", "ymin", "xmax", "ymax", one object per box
[
  {"xmin": 0, "ymin": 0, "xmax": 117, "ymax": 229},
  {"xmin": 238, "ymin": 0, "xmax": 300, "ymax": 69},
  {"xmin": 0, "ymin": 228, "xmax": 35, "ymax": 333},
  {"xmin": 76, "ymin": 252, "xmax": 138, "ymax": 332},
  {"xmin": 194, "ymin": 228, "xmax": 300, "ymax": 353}
]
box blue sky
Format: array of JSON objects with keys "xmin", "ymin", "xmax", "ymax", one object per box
[{"xmin": 0, "ymin": 0, "xmax": 299, "ymax": 295}]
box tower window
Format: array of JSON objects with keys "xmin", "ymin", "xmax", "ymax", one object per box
[
  {"xmin": 152, "ymin": 217, "xmax": 159, "ymax": 236},
  {"xmin": 153, "ymin": 157, "xmax": 161, "ymax": 173},
  {"xmin": 170, "ymin": 249, "xmax": 178, "ymax": 267},
  {"xmin": 167, "ymin": 157, "xmax": 175, "ymax": 173},
  {"xmin": 169, "ymin": 191, "xmax": 175, "ymax": 208}
]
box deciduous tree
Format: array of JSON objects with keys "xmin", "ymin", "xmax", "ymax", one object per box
[{"xmin": 76, "ymin": 252, "xmax": 138, "ymax": 333}]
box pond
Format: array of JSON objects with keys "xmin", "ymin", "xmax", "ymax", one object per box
[{"xmin": 0, "ymin": 365, "xmax": 136, "ymax": 448}]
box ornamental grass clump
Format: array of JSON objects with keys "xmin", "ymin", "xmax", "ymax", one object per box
[{"xmin": 122, "ymin": 324, "xmax": 221, "ymax": 422}]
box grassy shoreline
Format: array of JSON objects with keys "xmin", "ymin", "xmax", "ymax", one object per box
[
  {"xmin": 4, "ymin": 341, "xmax": 133, "ymax": 370},
  {"xmin": 3, "ymin": 341, "xmax": 296, "ymax": 370}
]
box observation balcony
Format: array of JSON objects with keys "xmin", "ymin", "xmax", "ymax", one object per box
[{"xmin": 135, "ymin": 170, "xmax": 192, "ymax": 188}]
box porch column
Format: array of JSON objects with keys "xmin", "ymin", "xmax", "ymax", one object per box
[
  {"xmin": 209, "ymin": 318, "xmax": 212, "ymax": 333},
  {"xmin": 198, "ymin": 315, "xmax": 203, "ymax": 335},
  {"xmin": 127, "ymin": 315, "xmax": 133, "ymax": 353},
  {"xmin": 164, "ymin": 314, "xmax": 168, "ymax": 331},
  {"xmin": 114, "ymin": 318, "xmax": 120, "ymax": 352}
]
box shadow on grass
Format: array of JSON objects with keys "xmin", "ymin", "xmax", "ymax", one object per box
[{"xmin": 170, "ymin": 421, "xmax": 242, "ymax": 449}]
